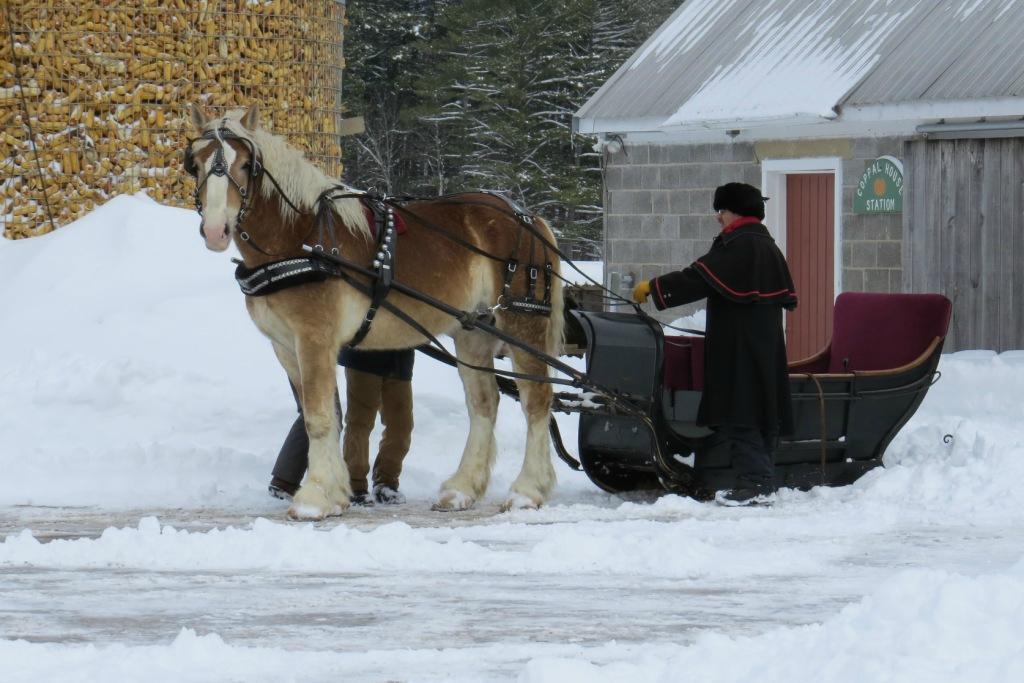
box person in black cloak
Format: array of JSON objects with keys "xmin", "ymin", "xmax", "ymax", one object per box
[{"xmin": 633, "ymin": 182, "xmax": 797, "ymax": 506}]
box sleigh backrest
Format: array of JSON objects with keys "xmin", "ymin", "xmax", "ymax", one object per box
[{"xmin": 826, "ymin": 292, "xmax": 952, "ymax": 372}]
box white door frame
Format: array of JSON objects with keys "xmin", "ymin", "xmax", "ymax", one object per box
[{"xmin": 761, "ymin": 157, "xmax": 843, "ymax": 298}]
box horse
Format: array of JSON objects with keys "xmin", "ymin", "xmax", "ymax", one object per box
[{"xmin": 186, "ymin": 104, "xmax": 565, "ymax": 520}]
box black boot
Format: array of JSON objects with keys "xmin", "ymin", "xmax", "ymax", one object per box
[
  {"xmin": 350, "ymin": 491, "xmax": 375, "ymax": 507},
  {"xmin": 268, "ymin": 476, "xmax": 299, "ymax": 500},
  {"xmin": 714, "ymin": 485, "xmax": 775, "ymax": 507}
]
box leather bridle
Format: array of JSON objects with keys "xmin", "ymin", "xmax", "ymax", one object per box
[{"xmin": 185, "ymin": 121, "xmax": 306, "ymax": 256}]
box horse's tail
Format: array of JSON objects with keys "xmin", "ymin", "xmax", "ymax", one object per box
[{"xmin": 536, "ymin": 216, "xmax": 565, "ymax": 363}]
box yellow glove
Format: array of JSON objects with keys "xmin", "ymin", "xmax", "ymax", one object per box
[{"xmin": 632, "ymin": 279, "xmax": 651, "ymax": 304}]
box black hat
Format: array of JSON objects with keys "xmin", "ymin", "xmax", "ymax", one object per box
[{"xmin": 713, "ymin": 182, "xmax": 767, "ymax": 220}]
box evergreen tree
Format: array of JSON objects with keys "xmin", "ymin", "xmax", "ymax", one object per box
[
  {"xmin": 343, "ymin": 0, "xmax": 679, "ymax": 243},
  {"xmin": 343, "ymin": 0, "xmax": 455, "ymax": 193}
]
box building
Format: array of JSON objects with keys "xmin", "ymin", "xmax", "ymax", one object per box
[{"xmin": 574, "ymin": 0, "xmax": 1024, "ymax": 354}]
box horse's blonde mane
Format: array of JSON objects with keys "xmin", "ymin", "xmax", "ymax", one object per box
[{"xmin": 209, "ymin": 110, "xmax": 369, "ymax": 237}]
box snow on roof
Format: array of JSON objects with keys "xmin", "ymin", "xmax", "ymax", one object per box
[
  {"xmin": 576, "ymin": 0, "xmax": 1024, "ymax": 133},
  {"xmin": 663, "ymin": 0, "xmax": 912, "ymax": 126}
]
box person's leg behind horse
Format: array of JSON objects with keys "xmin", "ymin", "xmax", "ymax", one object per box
[
  {"xmin": 269, "ymin": 342, "xmax": 309, "ymax": 499},
  {"xmin": 343, "ymin": 367, "xmax": 383, "ymax": 503},
  {"xmin": 372, "ymin": 375, "xmax": 413, "ymax": 504}
]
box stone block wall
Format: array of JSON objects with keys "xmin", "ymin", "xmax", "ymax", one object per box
[
  {"xmin": 603, "ymin": 141, "xmax": 760, "ymax": 321},
  {"xmin": 603, "ymin": 136, "xmax": 907, "ymax": 321}
]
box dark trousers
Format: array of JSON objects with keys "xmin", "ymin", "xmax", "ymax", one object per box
[
  {"xmin": 270, "ymin": 384, "xmax": 341, "ymax": 487},
  {"xmin": 715, "ymin": 425, "xmax": 777, "ymax": 490}
]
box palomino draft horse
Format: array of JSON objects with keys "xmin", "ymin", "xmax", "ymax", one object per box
[{"xmin": 187, "ymin": 104, "xmax": 564, "ymax": 520}]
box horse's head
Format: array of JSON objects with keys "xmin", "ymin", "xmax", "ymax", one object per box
[{"xmin": 186, "ymin": 104, "xmax": 263, "ymax": 252}]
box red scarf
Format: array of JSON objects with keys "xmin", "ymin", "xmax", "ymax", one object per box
[{"xmin": 721, "ymin": 216, "xmax": 761, "ymax": 235}]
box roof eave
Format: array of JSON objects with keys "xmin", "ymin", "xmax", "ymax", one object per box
[
  {"xmin": 574, "ymin": 112, "xmax": 833, "ymax": 136},
  {"xmin": 576, "ymin": 97, "xmax": 1024, "ymax": 140}
]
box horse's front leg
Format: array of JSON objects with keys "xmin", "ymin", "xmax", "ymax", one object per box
[
  {"xmin": 434, "ymin": 330, "xmax": 502, "ymax": 511},
  {"xmin": 289, "ymin": 337, "xmax": 350, "ymax": 520}
]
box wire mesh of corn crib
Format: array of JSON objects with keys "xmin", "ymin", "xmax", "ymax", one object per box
[{"xmin": 1, "ymin": 0, "xmax": 348, "ymax": 239}]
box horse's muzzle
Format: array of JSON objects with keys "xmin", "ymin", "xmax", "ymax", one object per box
[{"xmin": 201, "ymin": 222, "xmax": 232, "ymax": 251}]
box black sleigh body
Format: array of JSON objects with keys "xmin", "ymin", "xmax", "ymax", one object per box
[{"xmin": 571, "ymin": 292, "xmax": 953, "ymax": 497}]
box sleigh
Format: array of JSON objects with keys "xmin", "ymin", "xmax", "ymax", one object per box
[{"xmin": 567, "ymin": 292, "xmax": 953, "ymax": 496}]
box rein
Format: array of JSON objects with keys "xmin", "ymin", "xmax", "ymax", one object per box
[
  {"xmin": 301, "ymin": 244, "xmax": 651, "ymax": 421},
  {"xmin": 187, "ymin": 129, "xmax": 680, "ymax": 410},
  {"xmin": 188, "ymin": 124, "xmax": 677, "ymax": 338}
]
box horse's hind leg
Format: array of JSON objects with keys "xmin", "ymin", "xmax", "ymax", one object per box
[
  {"xmin": 503, "ymin": 340, "xmax": 556, "ymax": 511},
  {"xmin": 435, "ymin": 330, "xmax": 502, "ymax": 511},
  {"xmin": 289, "ymin": 337, "xmax": 351, "ymax": 520}
]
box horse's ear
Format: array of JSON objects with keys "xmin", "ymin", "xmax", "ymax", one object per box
[
  {"xmin": 191, "ymin": 103, "xmax": 211, "ymax": 132},
  {"xmin": 241, "ymin": 104, "xmax": 260, "ymax": 131}
]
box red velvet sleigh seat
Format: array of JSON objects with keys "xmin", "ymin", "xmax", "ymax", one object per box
[
  {"xmin": 788, "ymin": 292, "xmax": 952, "ymax": 375},
  {"xmin": 658, "ymin": 292, "xmax": 952, "ymax": 491}
]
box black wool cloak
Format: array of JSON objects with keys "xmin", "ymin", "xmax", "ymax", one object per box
[{"xmin": 651, "ymin": 223, "xmax": 797, "ymax": 434}]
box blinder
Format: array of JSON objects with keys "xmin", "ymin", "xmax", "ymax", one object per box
[
  {"xmin": 185, "ymin": 127, "xmax": 262, "ymax": 181},
  {"xmin": 183, "ymin": 143, "xmax": 199, "ymax": 177}
]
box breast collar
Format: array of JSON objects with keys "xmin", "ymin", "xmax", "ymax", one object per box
[{"xmin": 232, "ymin": 198, "xmax": 402, "ymax": 348}]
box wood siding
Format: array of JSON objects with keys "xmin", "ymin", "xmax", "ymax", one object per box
[
  {"xmin": 904, "ymin": 138, "xmax": 1024, "ymax": 352},
  {"xmin": 785, "ymin": 173, "xmax": 835, "ymax": 361}
]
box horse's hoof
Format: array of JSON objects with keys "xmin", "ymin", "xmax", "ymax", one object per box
[
  {"xmin": 433, "ymin": 489, "xmax": 475, "ymax": 511},
  {"xmin": 287, "ymin": 502, "xmax": 347, "ymax": 520},
  {"xmin": 288, "ymin": 503, "xmax": 326, "ymax": 520},
  {"xmin": 501, "ymin": 492, "xmax": 541, "ymax": 512},
  {"xmin": 289, "ymin": 483, "xmax": 348, "ymax": 520}
]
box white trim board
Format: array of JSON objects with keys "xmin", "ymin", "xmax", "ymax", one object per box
[{"xmin": 761, "ymin": 157, "xmax": 843, "ymax": 300}]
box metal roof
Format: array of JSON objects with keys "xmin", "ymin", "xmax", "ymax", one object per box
[{"xmin": 576, "ymin": 0, "xmax": 1024, "ymax": 132}]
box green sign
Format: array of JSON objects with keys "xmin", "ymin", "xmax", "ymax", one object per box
[{"xmin": 854, "ymin": 155, "xmax": 903, "ymax": 214}]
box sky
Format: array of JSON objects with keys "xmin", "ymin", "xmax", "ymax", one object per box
[{"xmin": 1, "ymin": 193, "xmax": 1023, "ymax": 682}]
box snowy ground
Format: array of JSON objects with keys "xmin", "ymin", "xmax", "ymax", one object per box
[{"xmin": 2, "ymin": 194, "xmax": 1024, "ymax": 682}]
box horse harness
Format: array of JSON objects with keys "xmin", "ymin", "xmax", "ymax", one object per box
[
  {"xmin": 187, "ymin": 126, "xmax": 555, "ymax": 347},
  {"xmin": 488, "ymin": 193, "xmax": 555, "ymax": 317}
]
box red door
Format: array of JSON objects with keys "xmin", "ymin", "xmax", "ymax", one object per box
[{"xmin": 785, "ymin": 173, "xmax": 834, "ymax": 362}]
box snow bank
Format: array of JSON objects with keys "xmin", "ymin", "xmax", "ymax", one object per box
[
  {"xmin": 0, "ymin": 510, "xmax": 851, "ymax": 578},
  {"xmin": 3, "ymin": 187, "xmax": 1024, "ymax": 683},
  {"xmin": 521, "ymin": 558, "xmax": 1024, "ymax": 683}
]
